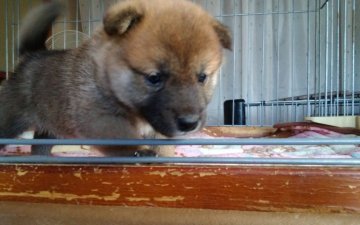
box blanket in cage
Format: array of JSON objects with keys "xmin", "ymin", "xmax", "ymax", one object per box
[{"xmin": 1, "ymin": 122, "xmax": 359, "ymax": 158}]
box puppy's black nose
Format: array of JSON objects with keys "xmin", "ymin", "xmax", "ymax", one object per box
[{"xmin": 177, "ymin": 115, "xmax": 200, "ymax": 132}]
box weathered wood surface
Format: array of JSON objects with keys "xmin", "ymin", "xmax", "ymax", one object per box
[
  {"xmin": 2, "ymin": 202, "xmax": 360, "ymax": 225},
  {"xmin": 0, "ymin": 164, "xmax": 359, "ymax": 213}
]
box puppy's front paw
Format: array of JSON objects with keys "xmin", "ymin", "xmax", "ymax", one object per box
[{"xmin": 134, "ymin": 150, "xmax": 158, "ymax": 157}]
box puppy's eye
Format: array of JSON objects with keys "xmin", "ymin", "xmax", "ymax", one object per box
[
  {"xmin": 198, "ymin": 73, "xmax": 207, "ymax": 83},
  {"xmin": 145, "ymin": 73, "xmax": 163, "ymax": 87}
]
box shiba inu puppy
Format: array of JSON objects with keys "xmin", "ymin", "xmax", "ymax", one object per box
[{"xmin": 0, "ymin": 0, "xmax": 231, "ymax": 156}]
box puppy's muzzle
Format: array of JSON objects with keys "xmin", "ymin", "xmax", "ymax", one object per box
[{"xmin": 176, "ymin": 115, "xmax": 200, "ymax": 132}]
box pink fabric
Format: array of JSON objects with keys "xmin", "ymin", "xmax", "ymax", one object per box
[{"xmin": 175, "ymin": 128, "xmax": 359, "ymax": 158}]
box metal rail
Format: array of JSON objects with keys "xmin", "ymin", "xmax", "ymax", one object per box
[
  {"xmin": 0, "ymin": 156, "xmax": 359, "ymax": 166},
  {"xmin": 0, "ymin": 138, "xmax": 359, "ymax": 146}
]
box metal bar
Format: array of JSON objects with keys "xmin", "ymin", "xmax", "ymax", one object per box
[
  {"xmin": 271, "ymin": 102, "xmax": 274, "ymax": 125},
  {"xmin": 336, "ymin": 0, "xmax": 340, "ymax": 116},
  {"xmin": 275, "ymin": 0, "xmax": 280, "ymax": 124},
  {"xmin": 11, "ymin": 0, "xmax": 15, "ymax": 71},
  {"xmin": 351, "ymin": 0, "xmax": 355, "ymax": 115},
  {"xmin": 246, "ymin": 100, "xmax": 251, "ymax": 125},
  {"xmin": 76, "ymin": 0, "xmax": 79, "ymax": 47},
  {"xmin": 63, "ymin": 4, "xmax": 67, "ymax": 50},
  {"xmin": 51, "ymin": 0, "xmax": 55, "ymax": 50},
  {"xmin": 0, "ymin": 156, "xmax": 359, "ymax": 166},
  {"xmin": 50, "ymin": 19, "xmax": 101, "ymax": 23},
  {"xmin": 256, "ymin": 102, "xmax": 260, "ymax": 125},
  {"xmin": 320, "ymin": 0, "xmax": 330, "ymax": 10},
  {"xmin": 343, "ymin": 0, "xmax": 348, "ymax": 116},
  {"xmin": 5, "ymin": 0, "xmax": 9, "ymax": 79},
  {"xmin": 316, "ymin": 0, "xmax": 321, "ymax": 116},
  {"xmin": 232, "ymin": 0, "xmax": 236, "ymax": 126},
  {"xmin": 0, "ymin": 138, "xmax": 359, "ymax": 146},
  {"xmin": 286, "ymin": 104, "xmax": 290, "ymax": 121},
  {"xmin": 218, "ymin": 0, "xmax": 223, "ymax": 126},
  {"xmin": 325, "ymin": 0, "xmax": 330, "ymax": 116},
  {"xmin": 88, "ymin": 0, "xmax": 91, "ymax": 36},
  {"xmin": 245, "ymin": 98, "xmax": 360, "ymax": 106},
  {"xmin": 16, "ymin": 0, "xmax": 19, "ymax": 57},
  {"xmin": 290, "ymin": 0, "xmax": 295, "ymax": 119},
  {"xmin": 246, "ymin": 0, "xmax": 251, "ymax": 125},
  {"xmin": 260, "ymin": 0, "xmax": 265, "ymax": 126},
  {"xmin": 330, "ymin": 0, "xmax": 334, "ymax": 116},
  {"xmin": 0, "ymin": 1, "xmax": 2, "ymax": 72},
  {"xmin": 306, "ymin": 0, "xmax": 311, "ymax": 116},
  {"xmin": 214, "ymin": 9, "xmax": 319, "ymax": 18}
]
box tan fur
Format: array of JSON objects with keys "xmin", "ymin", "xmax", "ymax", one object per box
[{"xmin": 92, "ymin": 0, "xmax": 230, "ymax": 138}]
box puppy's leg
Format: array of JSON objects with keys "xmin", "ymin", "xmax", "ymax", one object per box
[
  {"xmin": 152, "ymin": 133, "xmax": 176, "ymax": 157},
  {"xmin": 31, "ymin": 131, "xmax": 55, "ymax": 155},
  {"xmin": 0, "ymin": 103, "xmax": 29, "ymax": 150},
  {"xmin": 94, "ymin": 146, "xmax": 157, "ymax": 157}
]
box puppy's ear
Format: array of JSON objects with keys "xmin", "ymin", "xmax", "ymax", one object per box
[
  {"xmin": 103, "ymin": 4, "xmax": 143, "ymax": 36},
  {"xmin": 212, "ymin": 20, "xmax": 232, "ymax": 50}
]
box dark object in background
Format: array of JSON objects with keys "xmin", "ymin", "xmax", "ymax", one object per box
[
  {"xmin": 224, "ymin": 99, "xmax": 246, "ymax": 125},
  {"xmin": 0, "ymin": 71, "xmax": 6, "ymax": 83}
]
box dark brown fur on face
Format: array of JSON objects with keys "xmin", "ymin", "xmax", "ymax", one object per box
[{"xmin": 0, "ymin": 0, "xmax": 231, "ymax": 155}]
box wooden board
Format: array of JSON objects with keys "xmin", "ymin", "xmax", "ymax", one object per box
[
  {"xmin": 1, "ymin": 202, "xmax": 360, "ymax": 225},
  {"xmin": 0, "ymin": 164, "xmax": 359, "ymax": 213},
  {"xmin": 305, "ymin": 116, "xmax": 359, "ymax": 129}
]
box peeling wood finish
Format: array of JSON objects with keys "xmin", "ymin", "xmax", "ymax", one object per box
[{"xmin": 0, "ymin": 164, "xmax": 360, "ymax": 213}]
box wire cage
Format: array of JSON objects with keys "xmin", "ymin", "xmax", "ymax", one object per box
[
  {"xmin": 2, "ymin": 1, "xmax": 360, "ymax": 218},
  {"xmin": 207, "ymin": 0, "xmax": 360, "ymax": 126},
  {"xmin": 1, "ymin": 0, "xmax": 359, "ymax": 126},
  {"xmin": 0, "ymin": 0, "xmax": 359, "ymax": 165}
]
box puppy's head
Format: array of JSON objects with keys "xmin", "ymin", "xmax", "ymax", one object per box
[{"xmin": 95, "ymin": 0, "xmax": 231, "ymax": 137}]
